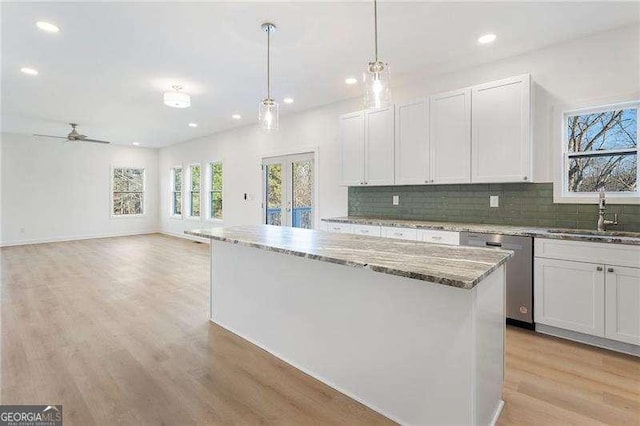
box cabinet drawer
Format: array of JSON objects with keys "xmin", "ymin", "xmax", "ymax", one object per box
[
  {"xmin": 325, "ymin": 223, "xmax": 352, "ymax": 234},
  {"xmin": 535, "ymin": 238, "xmax": 640, "ymax": 268},
  {"xmin": 382, "ymin": 227, "xmax": 418, "ymax": 241},
  {"xmin": 418, "ymin": 229, "xmax": 460, "ymax": 245},
  {"xmin": 350, "ymin": 224, "xmax": 381, "ymax": 237}
]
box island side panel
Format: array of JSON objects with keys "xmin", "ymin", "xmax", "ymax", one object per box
[{"xmin": 210, "ymin": 240, "xmax": 501, "ymax": 425}]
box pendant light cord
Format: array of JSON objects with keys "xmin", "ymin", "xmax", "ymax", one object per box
[
  {"xmin": 267, "ymin": 27, "xmax": 271, "ymax": 99},
  {"xmin": 374, "ymin": 0, "xmax": 378, "ymax": 62}
]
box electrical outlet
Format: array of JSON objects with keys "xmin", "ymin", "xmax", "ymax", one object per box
[
  {"xmin": 392, "ymin": 195, "xmax": 400, "ymax": 206},
  {"xmin": 490, "ymin": 195, "xmax": 499, "ymax": 208}
]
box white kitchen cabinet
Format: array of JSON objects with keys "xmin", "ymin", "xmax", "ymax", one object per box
[
  {"xmin": 365, "ymin": 107, "xmax": 395, "ymax": 186},
  {"xmin": 430, "ymin": 88, "xmax": 471, "ymax": 184},
  {"xmin": 605, "ymin": 266, "xmax": 640, "ymax": 345},
  {"xmin": 395, "ymin": 99, "xmax": 429, "ymax": 185},
  {"xmin": 325, "ymin": 223, "xmax": 352, "ymax": 234},
  {"xmin": 418, "ymin": 229, "xmax": 460, "ymax": 246},
  {"xmin": 350, "ymin": 224, "xmax": 382, "ymax": 237},
  {"xmin": 471, "ymin": 74, "xmax": 532, "ymax": 183},
  {"xmin": 339, "ymin": 111, "xmax": 365, "ymax": 186},
  {"xmin": 381, "ymin": 226, "xmax": 418, "ymax": 241},
  {"xmin": 534, "ymin": 258, "xmax": 605, "ymax": 337}
]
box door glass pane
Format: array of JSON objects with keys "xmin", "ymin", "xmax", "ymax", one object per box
[
  {"xmin": 265, "ymin": 164, "xmax": 282, "ymax": 226},
  {"xmin": 292, "ymin": 160, "xmax": 313, "ymax": 229}
]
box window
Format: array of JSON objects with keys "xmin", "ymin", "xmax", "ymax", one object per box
[
  {"xmin": 171, "ymin": 167, "xmax": 182, "ymax": 216},
  {"xmin": 562, "ymin": 102, "xmax": 638, "ymax": 199},
  {"xmin": 208, "ymin": 161, "xmax": 223, "ymax": 220},
  {"xmin": 112, "ymin": 167, "xmax": 144, "ymax": 216},
  {"xmin": 189, "ymin": 164, "xmax": 201, "ymax": 218}
]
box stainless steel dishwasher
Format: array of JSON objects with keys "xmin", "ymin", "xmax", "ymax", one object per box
[{"xmin": 460, "ymin": 232, "xmax": 534, "ymax": 327}]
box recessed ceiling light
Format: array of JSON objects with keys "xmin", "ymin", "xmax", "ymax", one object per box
[
  {"xmin": 36, "ymin": 21, "xmax": 60, "ymax": 33},
  {"xmin": 20, "ymin": 67, "xmax": 38, "ymax": 75},
  {"xmin": 232, "ymin": 114, "xmax": 242, "ymax": 120},
  {"xmin": 283, "ymin": 97, "xmax": 294, "ymax": 104},
  {"xmin": 132, "ymin": 142, "xmax": 140, "ymax": 146},
  {"xmin": 188, "ymin": 122, "xmax": 198, "ymax": 128},
  {"xmin": 478, "ymin": 33, "xmax": 497, "ymax": 45},
  {"xmin": 345, "ymin": 77, "xmax": 358, "ymax": 85}
]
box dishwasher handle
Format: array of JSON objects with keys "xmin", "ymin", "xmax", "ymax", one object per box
[{"xmin": 485, "ymin": 241, "xmax": 502, "ymax": 247}]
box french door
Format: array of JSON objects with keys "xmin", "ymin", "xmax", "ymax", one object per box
[{"xmin": 262, "ymin": 152, "xmax": 314, "ymax": 229}]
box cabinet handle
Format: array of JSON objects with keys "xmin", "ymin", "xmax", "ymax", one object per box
[
  {"xmin": 523, "ymin": 176, "xmax": 528, "ymax": 181},
  {"xmin": 432, "ymin": 236, "xmax": 442, "ymax": 240},
  {"xmin": 596, "ymin": 266, "xmax": 603, "ymax": 271},
  {"xmin": 361, "ymin": 230, "xmax": 369, "ymax": 234},
  {"xmin": 393, "ymin": 232, "xmax": 402, "ymax": 236},
  {"xmin": 608, "ymin": 267, "xmax": 614, "ymax": 273},
  {"xmin": 425, "ymin": 180, "xmax": 429, "ymax": 184}
]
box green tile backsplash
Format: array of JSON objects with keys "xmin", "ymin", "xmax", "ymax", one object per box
[{"xmin": 348, "ymin": 183, "xmax": 640, "ymax": 232}]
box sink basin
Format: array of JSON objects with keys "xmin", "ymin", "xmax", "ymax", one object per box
[{"xmin": 546, "ymin": 229, "xmax": 640, "ymax": 238}]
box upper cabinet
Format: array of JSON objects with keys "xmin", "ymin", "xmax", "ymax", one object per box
[
  {"xmin": 471, "ymin": 74, "xmax": 532, "ymax": 183},
  {"xmin": 430, "ymin": 88, "xmax": 472, "ymax": 184},
  {"xmin": 339, "ymin": 111, "xmax": 365, "ymax": 186},
  {"xmin": 340, "ymin": 107, "xmax": 394, "ymax": 186},
  {"xmin": 395, "ymin": 99, "xmax": 429, "ymax": 185}
]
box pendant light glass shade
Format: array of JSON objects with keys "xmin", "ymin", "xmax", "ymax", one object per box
[
  {"xmin": 163, "ymin": 85, "xmax": 190, "ymax": 108},
  {"xmin": 363, "ymin": 60, "xmax": 391, "ymax": 109},
  {"xmin": 259, "ymin": 98, "xmax": 279, "ymax": 131},
  {"xmin": 363, "ymin": 0, "xmax": 391, "ymax": 109},
  {"xmin": 259, "ymin": 22, "xmax": 279, "ymax": 131}
]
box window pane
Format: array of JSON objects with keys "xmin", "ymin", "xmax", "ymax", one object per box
[
  {"xmin": 567, "ymin": 108, "xmax": 637, "ymax": 153},
  {"xmin": 191, "ymin": 165, "xmax": 200, "ymax": 191},
  {"xmin": 173, "ymin": 191, "xmax": 182, "ymax": 215},
  {"xmin": 211, "ymin": 162, "xmax": 223, "ymax": 191},
  {"xmin": 112, "ymin": 168, "xmax": 144, "ymax": 215},
  {"xmin": 265, "ymin": 164, "xmax": 282, "ymax": 226},
  {"xmin": 568, "ymin": 154, "xmax": 637, "ymax": 192},
  {"xmin": 173, "ymin": 168, "xmax": 182, "ymax": 191},
  {"xmin": 113, "ymin": 192, "xmax": 143, "ymax": 215},
  {"xmin": 211, "ymin": 191, "xmax": 223, "ymax": 220},
  {"xmin": 191, "ymin": 192, "xmax": 200, "ymax": 217},
  {"xmin": 292, "ymin": 160, "xmax": 313, "ymax": 229}
]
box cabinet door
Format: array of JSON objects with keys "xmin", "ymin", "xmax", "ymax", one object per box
[
  {"xmin": 605, "ymin": 266, "xmax": 640, "ymax": 345},
  {"xmin": 395, "ymin": 99, "xmax": 429, "ymax": 185},
  {"xmin": 365, "ymin": 107, "xmax": 395, "ymax": 186},
  {"xmin": 430, "ymin": 88, "xmax": 471, "ymax": 184},
  {"xmin": 534, "ymin": 258, "xmax": 605, "ymax": 337},
  {"xmin": 339, "ymin": 111, "xmax": 365, "ymax": 186},
  {"xmin": 471, "ymin": 74, "xmax": 531, "ymax": 183}
]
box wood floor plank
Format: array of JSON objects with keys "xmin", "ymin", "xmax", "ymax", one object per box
[{"xmin": 2, "ymin": 234, "xmax": 639, "ymax": 425}]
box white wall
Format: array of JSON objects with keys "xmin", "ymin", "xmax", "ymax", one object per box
[
  {"xmin": 159, "ymin": 25, "xmax": 639, "ymax": 235},
  {"xmin": 0, "ymin": 133, "xmax": 159, "ymax": 246}
]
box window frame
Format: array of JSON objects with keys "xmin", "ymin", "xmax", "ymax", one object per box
[
  {"xmin": 186, "ymin": 163, "xmax": 202, "ymax": 220},
  {"xmin": 554, "ymin": 98, "xmax": 640, "ymax": 204},
  {"xmin": 110, "ymin": 165, "xmax": 146, "ymax": 218},
  {"xmin": 169, "ymin": 165, "xmax": 183, "ymax": 219},
  {"xmin": 206, "ymin": 160, "xmax": 224, "ymax": 222}
]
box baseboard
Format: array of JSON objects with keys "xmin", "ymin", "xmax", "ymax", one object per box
[
  {"xmin": 536, "ymin": 324, "xmax": 640, "ymax": 357},
  {"xmin": 0, "ymin": 229, "xmax": 160, "ymax": 247},
  {"xmin": 160, "ymin": 230, "xmax": 210, "ymax": 244}
]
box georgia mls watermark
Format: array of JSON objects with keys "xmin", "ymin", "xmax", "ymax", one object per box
[{"xmin": 0, "ymin": 405, "xmax": 62, "ymax": 426}]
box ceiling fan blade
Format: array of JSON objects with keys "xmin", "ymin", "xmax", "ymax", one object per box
[
  {"xmin": 33, "ymin": 134, "xmax": 69, "ymax": 139},
  {"xmin": 81, "ymin": 138, "xmax": 111, "ymax": 144}
]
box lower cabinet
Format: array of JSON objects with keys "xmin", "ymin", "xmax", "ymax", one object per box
[
  {"xmin": 534, "ymin": 258, "xmax": 605, "ymax": 337},
  {"xmin": 605, "ymin": 266, "xmax": 640, "ymax": 345}
]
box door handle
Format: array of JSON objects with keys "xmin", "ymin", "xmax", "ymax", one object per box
[{"xmin": 607, "ymin": 268, "xmax": 614, "ymax": 273}]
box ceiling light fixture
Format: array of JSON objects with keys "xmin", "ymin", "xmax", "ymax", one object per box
[
  {"xmin": 163, "ymin": 85, "xmax": 191, "ymax": 108},
  {"xmin": 363, "ymin": 0, "xmax": 391, "ymax": 109},
  {"xmin": 188, "ymin": 122, "xmax": 198, "ymax": 128},
  {"xmin": 478, "ymin": 33, "xmax": 497, "ymax": 44},
  {"xmin": 345, "ymin": 77, "xmax": 358, "ymax": 85},
  {"xmin": 258, "ymin": 22, "xmax": 278, "ymax": 131},
  {"xmin": 132, "ymin": 142, "xmax": 140, "ymax": 146},
  {"xmin": 232, "ymin": 114, "xmax": 242, "ymax": 120},
  {"xmin": 283, "ymin": 97, "xmax": 294, "ymax": 104},
  {"xmin": 20, "ymin": 67, "xmax": 38, "ymax": 75},
  {"xmin": 36, "ymin": 21, "xmax": 59, "ymax": 33}
]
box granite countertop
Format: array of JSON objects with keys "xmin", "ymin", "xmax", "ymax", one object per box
[
  {"xmin": 322, "ymin": 217, "xmax": 640, "ymax": 246},
  {"xmin": 186, "ymin": 225, "xmax": 513, "ymax": 290}
]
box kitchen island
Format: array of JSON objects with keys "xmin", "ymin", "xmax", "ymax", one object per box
[{"xmin": 186, "ymin": 225, "xmax": 513, "ymax": 425}]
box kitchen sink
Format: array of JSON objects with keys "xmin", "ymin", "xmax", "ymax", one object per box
[{"xmin": 546, "ymin": 228, "xmax": 640, "ymax": 238}]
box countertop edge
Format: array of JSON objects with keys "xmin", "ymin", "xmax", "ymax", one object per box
[{"xmin": 184, "ymin": 229, "xmax": 512, "ymax": 290}]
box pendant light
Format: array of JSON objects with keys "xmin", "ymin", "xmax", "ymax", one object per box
[
  {"xmin": 363, "ymin": 0, "xmax": 391, "ymax": 109},
  {"xmin": 259, "ymin": 22, "xmax": 279, "ymax": 131},
  {"xmin": 163, "ymin": 85, "xmax": 191, "ymax": 108}
]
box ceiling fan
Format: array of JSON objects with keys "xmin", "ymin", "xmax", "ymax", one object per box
[{"xmin": 34, "ymin": 123, "xmax": 111, "ymax": 144}]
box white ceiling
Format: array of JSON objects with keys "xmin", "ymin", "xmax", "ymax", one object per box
[{"xmin": 2, "ymin": 1, "xmax": 638, "ymax": 148}]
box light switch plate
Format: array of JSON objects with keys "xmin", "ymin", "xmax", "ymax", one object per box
[
  {"xmin": 392, "ymin": 195, "xmax": 400, "ymax": 206},
  {"xmin": 490, "ymin": 195, "xmax": 499, "ymax": 208}
]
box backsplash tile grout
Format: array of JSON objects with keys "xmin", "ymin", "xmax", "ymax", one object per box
[{"xmin": 348, "ymin": 183, "xmax": 640, "ymax": 232}]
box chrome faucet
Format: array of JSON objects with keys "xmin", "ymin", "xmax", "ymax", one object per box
[{"xmin": 597, "ymin": 189, "xmax": 618, "ymax": 231}]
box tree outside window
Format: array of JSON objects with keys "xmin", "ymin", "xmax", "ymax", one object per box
[
  {"xmin": 112, "ymin": 168, "xmax": 144, "ymax": 215},
  {"xmin": 190, "ymin": 164, "xmax": 201, "ymax": 217},
  {"xmin": 209, "ymin": 162, "xmax": 223, "ymax": 220}
]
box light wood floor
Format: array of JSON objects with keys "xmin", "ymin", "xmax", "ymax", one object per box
[{"xmin": 1, "ymin": 234, "xmax": 638, "ymax": 425}]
